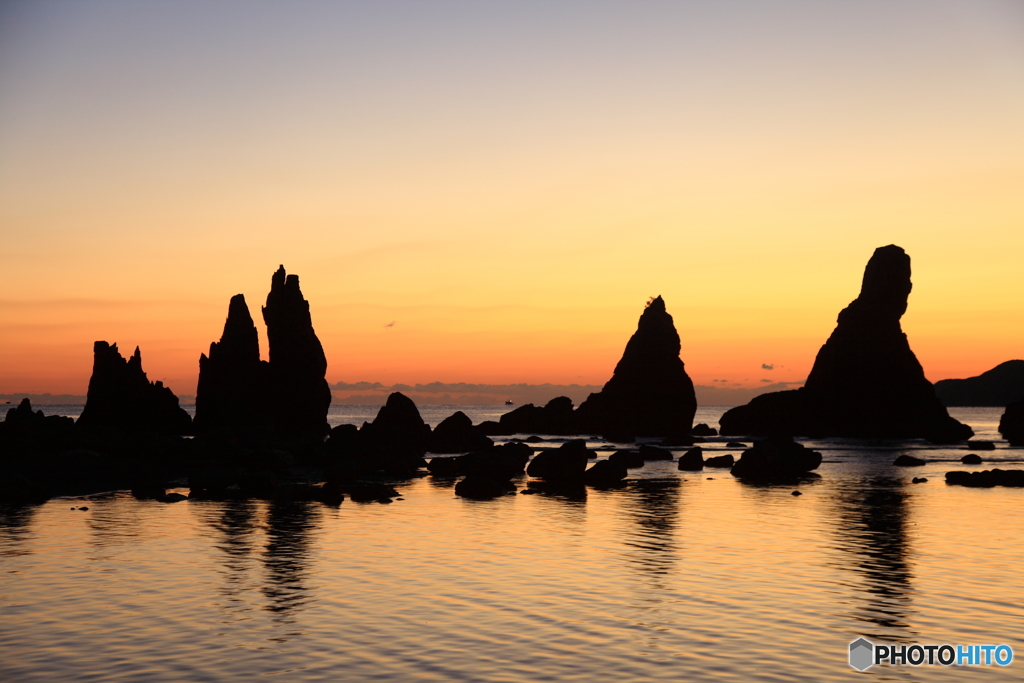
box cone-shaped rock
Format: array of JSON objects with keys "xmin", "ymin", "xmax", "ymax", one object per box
[
  {"xmin": 720, "ymin": 246, "xmax": 972, "ymax": 441},
  {"xmin": 77, "ymin": 342, "xmax": 192, "ymax": 435},
  {"xmin": 1000, "ymin": 397, "xmax": 1024, "ymax": 446},
  {"xmin": 261, "ymin": 266, "xmax": 331, "ymax": 435},
  {"xmin": 574, "ymin": 296, "xmax": 697, "ymax": 437},
  {"xmin": 194, "ymin": 294, "xmax": 270, "ymax": 432}
]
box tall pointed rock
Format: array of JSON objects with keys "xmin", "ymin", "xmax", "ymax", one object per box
[
  {"xmin": 262, "ymin": 265, "xmax": 331, "ymax": 435},
  {"xmin": 720, "ymin": 245, "xmax": 972, "ymax": 441},
  {"xmin": 194, "ymin": 294, "xmax": 270, "ymax": 432},
  {"xmin": 77, "ymin": 342, "xmax": 192, "ymax": 435},
  {"xmin": 574, "ymin": 296, "xmax": 697, "ymax": 437}
]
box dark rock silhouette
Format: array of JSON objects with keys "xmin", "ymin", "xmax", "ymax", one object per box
[
  {"xmin": 999, "ymin": 396, "xmax": 1024, "ymax": 446},
  {"xmin": 77, "ymin": 342, "xmax": 192, "ymax": 435},
  {"xmin": 966, "ymin": 441, "xmax": 995, "ymax": 451},
  {"xmin": 893, "ymin": 455, "xmax": 925, "ymax": 466},
  {"xmin": 2, "ymin": 398, "xmax": 75, "ymax": 441},
  {"xmin": 427, "ymin": 411, "xmax": 493, "ymax": 453},
  {"xmin": 480, "ymin": 397, "xmax": 576, "ymax": 436},
  {"xmin": 720, "ymin": 246, "xmax": 972, "ymax": 442},
  {"xmin": 262, "ymin": 265, "xmax": 331, "ymax": 435},
  {"xmin": 691, "ymin": 423, "xmax": 717, "ymax": 436},
  {"xmin": 677, "ymin": 447, "xmax": 704, "ymax": 471},
  {"xmin": 934, "ymin": 360, "xmax": 1024, "ymax": 406},
  {"xmin": 638, "ymin": 445, "xmax": 673, "ymax": 461},
  {"xmin": 946, "ymin": 469, "xmax": 1024, "ymax": 487},
  {"xmin": 584, "ymin": 459, "xmax": 628, "ymax": 484},
  {"xmin": 429, "ymin": 443, "xmax": 531, "ymax": 480},
  {"xmin": 961, "ymin": 453, "xmax": 983, "ymax": 464},
  {"xmin": 455, "ymin": 476, "xmax": 516, "ymax": 499},
  {"xmin": 526, "ymin": 441, "xmax": 591, "ymax": 482},
  {"xmin": 730, "ymin": 438, "xmax": 822, "ymax": 480},
  {"xmin": 575, "ymin": 296, "xmax": 697, "ymax": 438},
  {"xmin": 194, "ymin": 294, "xmax": 270, "ymax": 432},
  {"xmin": 608, "ymin": 450, "xmax": 645, "ymax": 469},
  {"xmin": 704, "ymin": 453, "xmax": 734, "ymax": 468},
  {"xmin": 360, "ymin": 392, "xmax": 431, "ymax": 459}
]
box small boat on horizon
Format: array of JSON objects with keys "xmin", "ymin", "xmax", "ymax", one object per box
[{"xmin": 505, "ymin": 400, "xmax": 514, "ymax": 405}]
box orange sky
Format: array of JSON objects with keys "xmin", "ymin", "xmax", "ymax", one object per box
[{"xmin": 1, "ymin": 2, "xmax": 1022, "ymax": 397}]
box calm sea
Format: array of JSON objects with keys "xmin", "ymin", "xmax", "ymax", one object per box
[{"xmin": 1, "ymin": 406, "xmax": 1021, "ymax": 681}]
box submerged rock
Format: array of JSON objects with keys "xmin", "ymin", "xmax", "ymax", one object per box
[
  {"xmin": 730, "ymin": 438, "xmax": 822, "ymax": 480},
  {"xmin": 574, "ymin": 296, "xmax": 697, "ymax": 438},
  {"xmin": 720, "ymin": 246, "xmax": 972, "ymax": 442},
  {"xmin": 893, "ymin": 455, "xmax": 926, "ymax": 467},
  {"xmin": 194, "ymin": 294, "xmax": 270, "ymax": 433},
  {"xmin": 262, "ymin": 265, "xmax": 331, "ymax": 436},
  {"xmin": 77, "ymin": 342, "xmax": 192, "ymax": 435}
]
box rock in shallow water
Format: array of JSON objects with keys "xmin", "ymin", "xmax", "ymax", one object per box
[
  {"xmin": 893, "ymin": 455, "xmax": 926, "ymax": 467},
  {"xmin": 677, "ymin": 447, "xmax": 704, "ymax": 471},
  {"xmin": 945, "ymin": 469, "xmax": 1024, "ymax": 487},
  {"xmin": 730, "ymin": 438, "xmax": 822, "ymax": 481},
  {"xmin": 583, "ymin": 459, "xmax": 628, "ymax": 485},
  {"xmin": 704, "ymin": 454, "xmax": 735, "ymax": 468}
]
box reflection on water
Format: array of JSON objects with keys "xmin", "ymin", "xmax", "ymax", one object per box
[
  {"xmin": 262, "ymin": 500, "xmax": 319, "ymax": 621},
  {"xmin": 0, "ymin": 505, "xmax": 38, "ymax": 559},
  {"xmin": 207, "ymin": 498, "xmax": 260, "ymax": 613},
  {"xmin": 2, "ymin": 407, "xmax": 1023, "ymax": 682},
  {"xmin": 619, "ymin": 479, "xmax": 680, "ymax": 581},
  {"xmin": 831, "ymin": 476, "xmax": 915, "ymax": 640}
]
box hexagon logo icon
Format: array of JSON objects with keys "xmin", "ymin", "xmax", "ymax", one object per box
[{"xmin": 849, "ymin": 638, "xmax": 874, "ymax": 671}]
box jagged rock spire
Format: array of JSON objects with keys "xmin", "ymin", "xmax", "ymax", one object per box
[
  {"xmin": 78, "ymin": 341, "xmax": 192, "ymax": 435},
  {"xmin": 194, "ymin": 294, "xmax": 269, "ymax": 432},
  {"xmin": 261, "ymin": 265, "xmax": 331, "ymax": 435}
]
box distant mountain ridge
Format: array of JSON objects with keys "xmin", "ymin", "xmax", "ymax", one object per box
[{"xmin": 934, "ymin": 360, "xmax": 1024, "ymax": 407}]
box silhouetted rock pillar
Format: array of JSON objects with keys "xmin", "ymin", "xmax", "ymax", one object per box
[
  {"xmin": 574, "ymin": 296, "xmax": 697, "ymax": 437},
  {"xmin": 262, "ymin": 266, "xmax": 331, "ymax": 435},
  {"xmin": 77, "ymin": 342, "xmax": 192, "ymax": 435},
  {"xmin": 194, "ymin": 294, "xmax": 270, "ymax": 432},
  {"xmin": 720, "ymin": 246, "xmax": 972, "ymax": 441}
]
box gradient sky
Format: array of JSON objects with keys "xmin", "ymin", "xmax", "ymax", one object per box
[{"xmin": 1, "ymin": 0, "xmax": 1022, "ymax": 397}]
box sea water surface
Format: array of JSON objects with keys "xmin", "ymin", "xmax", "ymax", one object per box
[{"xmin": 1, "ymin": 406, "xmax": 1021, "ymax": 681}]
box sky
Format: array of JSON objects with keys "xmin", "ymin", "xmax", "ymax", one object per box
[{"xmin": 1, "ymin": 0, "xmax": 1022, "ymax": 399}]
